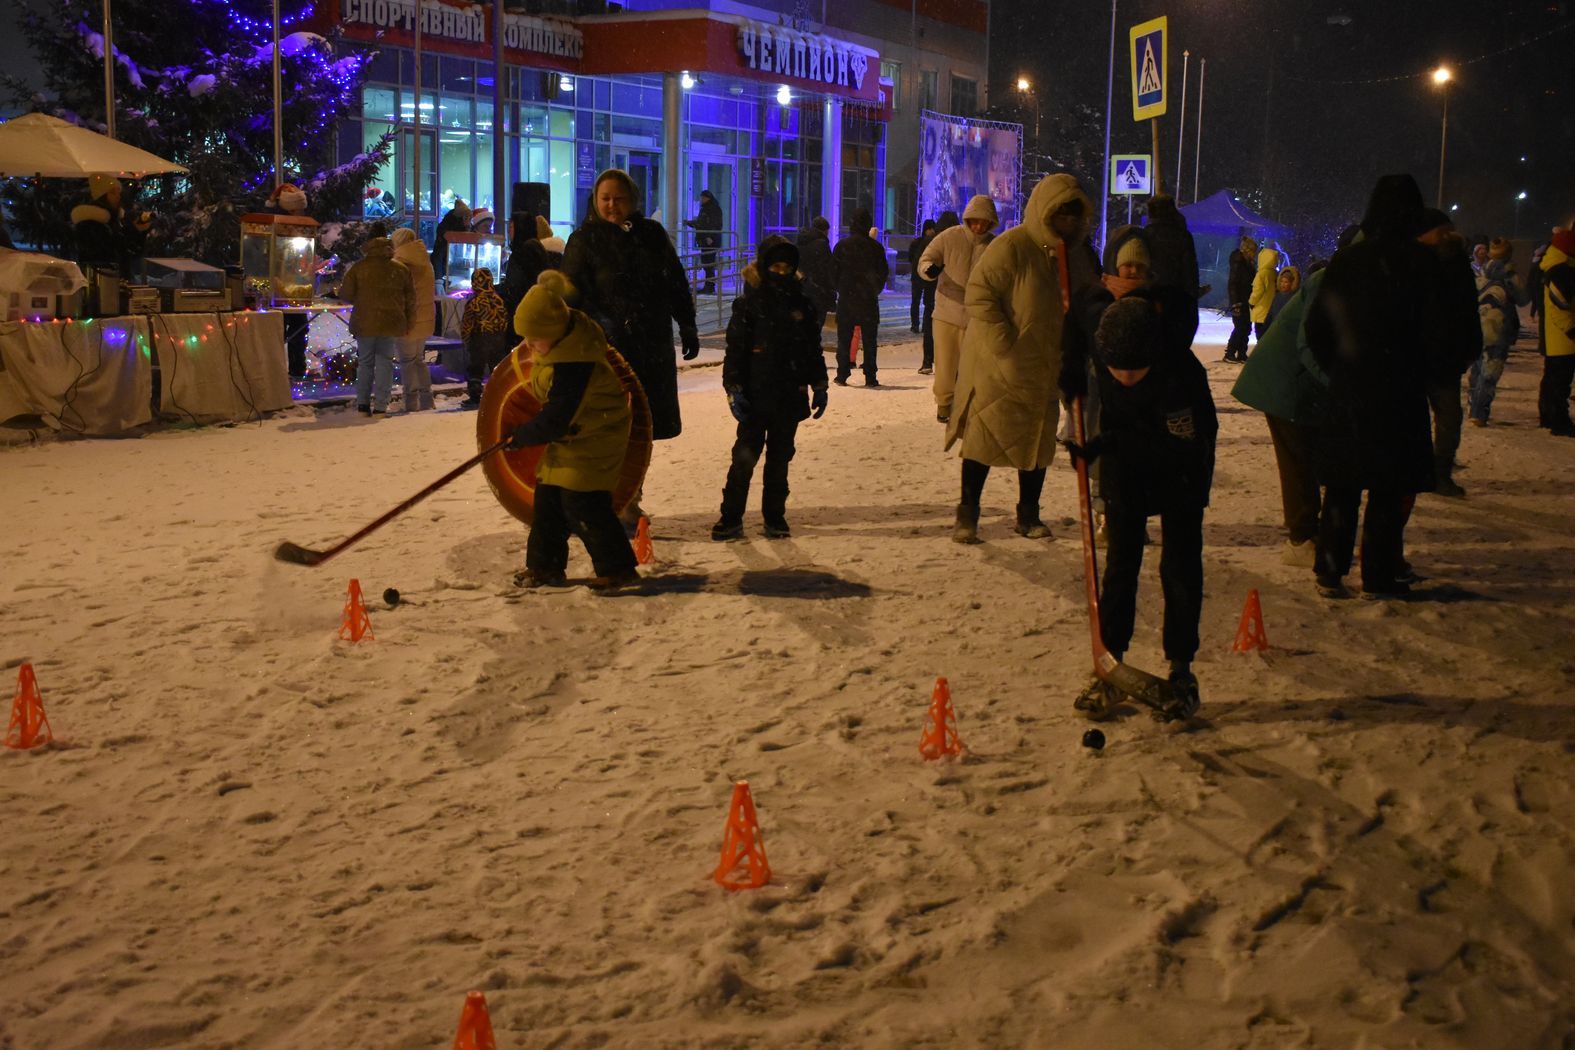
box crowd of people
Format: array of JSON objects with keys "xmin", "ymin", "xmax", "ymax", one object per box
[{"xmin": 325, "ymin": 163, "xmax": 1572, "ymax": 715}]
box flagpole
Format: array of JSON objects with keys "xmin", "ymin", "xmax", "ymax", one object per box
[
  {"xmin": 1175, "ymin": 50, "xmax": 1188, "ymax": 195},
  {"xmin": 1098, "ymin": 0, "xmax": 1117, "ymax": 253},
  {"xmin": 1192, "ymin": 58, "xmax": 1205, "ymax": 202}
]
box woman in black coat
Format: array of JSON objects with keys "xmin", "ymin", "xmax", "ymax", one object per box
[
  {"xmin": 1304, "ymin": 173, "xmax": 1447, "ymax": 599},
  {"xmin": 562, "ymin": 169, "xmax": 699, "ymax": 442}
]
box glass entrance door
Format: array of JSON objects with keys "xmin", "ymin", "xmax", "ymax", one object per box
[{"xmin": 613, "ymin": 149, "xmax": 662, "ymax": 219}]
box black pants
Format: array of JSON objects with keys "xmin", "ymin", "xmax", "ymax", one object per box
[
  {"xmin": 465, "ymin": 330, "xmax": 511, "ymax": 400},
  {"xmin": 837, "ymin": 315, "xmax": 878, "ymax": 382},
  {"xmin": 1427, "ymin": 377, "xmax": 1463, "ymax": 471},
  {"xmin": 1539, "ymin": 354, "xmax": 1574, "ymax": 430},
  {"xmin": 1100, "ymin": 502, "xmax": 1204, "ymax": 664},
  {"xmin": 700, "ymin": 248, "xmax": 717, "ymax": 294},
  {"xmin": 1317, "ymin": 486, "xmax": 1406, "ymax": 589},
  {"xmin": 527, "ymin": 484, "xmax": 637, "ymax": 579},
  {"xmin": 283, "ymin": 313, "xmax": 311, "ymax": 378},
  {"xmin": 719, "ymin": 410, "xmax": 800, "ymax": 523},
  {"xmin": 1265, "ymin": 414, "xmax": 1321, "ymax": 544},
  {"xmin": 960, "ymin": 458, "xmax": 1045, "ymax": 510},
  {"xmin": 912, "ymin": 281, "xmax": 935, "ymax": 366},
  {"xmin": 1226, "ymin": 308, "xmax": 1252, "ymax": 359}
]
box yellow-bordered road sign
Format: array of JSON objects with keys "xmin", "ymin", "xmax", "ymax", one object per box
[{"xmin": 1129, "ymin": 16, "xmax": 1168, "ymax": 121}]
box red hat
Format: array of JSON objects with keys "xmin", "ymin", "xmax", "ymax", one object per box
[{"xmin": 1552, "ymin": 228, "xmax": 1575, "ymax": 256}]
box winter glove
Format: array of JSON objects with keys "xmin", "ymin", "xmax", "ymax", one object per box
[
  {"xmin": 680, "ymin": 326, "xmax": 700, "ymax": 361},
  {"xmin": 506, "ymin": 423, "xmax": 536, "ymax": 450},
  {"xmin": 1062, "ymin": 436, "xmax": 1105, "ymax": 465},
  {"xmin": 810, "ymin": 386, "xmax": 828, "ymax": 419},
  {"xmin": 725, "ymin": 387, "xmax": 750, "ymax": 424}
]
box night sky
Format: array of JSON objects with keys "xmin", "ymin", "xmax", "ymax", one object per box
[{"xmin": 992, "ymin": 0, "xmax": 1575, "ymax": 246}]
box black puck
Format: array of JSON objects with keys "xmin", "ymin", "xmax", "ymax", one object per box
[
  {"xmin": 1081, "ymin": 728, "xmax": 1106, "ymax": 750},
  {"xmin": 383, "ymin": 588, "xmax": 400, "ymax": 607}
]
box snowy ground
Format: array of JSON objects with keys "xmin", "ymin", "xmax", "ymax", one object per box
[{"xmin": 2, "ymin": 316, "xmax": 1572, "ymax": 1049}]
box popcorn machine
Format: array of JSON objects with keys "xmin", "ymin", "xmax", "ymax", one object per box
[{"xmin": 239, "ymin": 213, "xmax": 320, "ymax": 306}]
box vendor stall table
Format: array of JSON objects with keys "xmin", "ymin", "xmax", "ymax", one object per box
[{"xmin": 0, "ymin": 311, "xmax": 292, "ymax": 436}]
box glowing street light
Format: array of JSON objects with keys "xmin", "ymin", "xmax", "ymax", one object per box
[
  {"xmin": 1432, "ymin": 65, "xmax": 1452, "ymax": 208},
  {"xmin": 776, "ymin": 84, "xmax": 791, "ymax": 106},
  {"xmin": 1515, "ymin": 191, "xmax": 1528, "ymax": 239},
  {"xmin": 1016, "ymin": 76, "xmax": 1031, "ymax": 93},
  {"xmin": 1016, "ymin": 75, "xmax": 1040, "ymax": 147}
]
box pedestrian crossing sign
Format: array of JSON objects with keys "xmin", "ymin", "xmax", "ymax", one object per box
[
  {"xmin": 1110, "ymin": 155, "xmax": 1151, "ymax": 195},
  {"xmin": 1129, "ymin": 16, "xmax": 1168, "ymax": 120}
]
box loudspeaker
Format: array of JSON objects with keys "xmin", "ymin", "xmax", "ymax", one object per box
[{"xmin": 511, "ymin": 182, "xmax": 551, "ymax": 224}]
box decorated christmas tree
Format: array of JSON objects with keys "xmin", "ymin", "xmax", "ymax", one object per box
[{"xmin": 1, "ymin": 0, "xmax": 391, "ymax": 264}]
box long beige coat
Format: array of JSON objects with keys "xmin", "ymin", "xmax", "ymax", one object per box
[
  {"xmin": 919, "ymin": 194, "xmax": 997, "ymax": 329},
  {"xmin": 393, "ymin": 235, "xmax": 437, "ymax": 337},
  {"xmin": 944, "ymin": 174, "xmax": 1093, "ymax": 471}
]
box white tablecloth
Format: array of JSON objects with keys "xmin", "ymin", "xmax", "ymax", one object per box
[
  {"xmin": 0, "ymin": 316, "xmax": 153, "ymax": 436},
  {"xmin": 144, "ymin": 311, "xmax": 292, "ymax": 423}
]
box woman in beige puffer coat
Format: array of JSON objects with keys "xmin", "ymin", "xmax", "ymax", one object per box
[
  {"xmin": 392, "ymin": 227, "xmax": 438, "ymax": 410},
  {"xmin": 946, "ymin": 173, "xmax": 1096, "ymax": 542},
  {"xmin": 919, "ymin": 194, "xmax": 998, "ymax": 422}
]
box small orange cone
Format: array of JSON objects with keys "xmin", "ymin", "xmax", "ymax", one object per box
[
  {"xmin": 633, "ymin": 515, "xmax": 655, "ymax": 565},
  {"xmin": 1232, "ymin": 589, "xmax": 1270, "ymax": 652},
  {"xmin": 5, "ymin": 663, "xmax": 53, "ymax": 750},
  {"xmin": 918, "ymin": 676, "xmax": 963, "ymax": 760},
  {"xmin": 450, "ymin": 991, "xmax": 497, "ymax": 1050},
  {"xmin": 338, "ymin": 578, "xmax": 375, "ymax": 642},
  {"xmin": 849, "ymin": 325, "xmax": 861, "ymax": 369},
  {"xmin": 713, "ymin": 780, "xmax": 771, "ymax": 890}
]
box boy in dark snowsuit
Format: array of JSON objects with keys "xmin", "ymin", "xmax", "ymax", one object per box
[
  {"xmin": 460, "ymin": 267, "xmax": 511, "ymax": 408},
  {"xmin": 712, "ymin": 236, "xmax": 830, "ymax": 540},
  {"xmin": 1063, "ymin": 294, "xmax": 1218, "ymax": 718}
]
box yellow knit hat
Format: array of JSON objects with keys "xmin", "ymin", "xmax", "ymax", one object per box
[{"xmin": 515, "ymin": 270, "xmax": 572, "ymax": 342}]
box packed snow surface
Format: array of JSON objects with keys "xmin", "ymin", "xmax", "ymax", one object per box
[{"xmin": 2, "ymin": 320, "xmax": 1571, "ymax": 1048}]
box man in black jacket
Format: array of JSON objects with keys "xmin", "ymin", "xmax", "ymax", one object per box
[
  {"xmin": 684, "ymin": 190, "xmax": 724, "ymax": 294},
  {"xmin": 1144, "ymin": 195, "xmax": 1201, "ymax": 339},
  {"xmin": 908, "ymin": 218, "xmax": 938, "ymax": 372},
  {"xmin": 1223, "ymin": 235, "xmax": 1256, "ymax": 362},
  {"xmin": 830, "ymin": 208, "xmax": 889, "ymax": 386},
  {"xmin": 797, "ymin": 217, "xmax": 835, "ymax": 318}
]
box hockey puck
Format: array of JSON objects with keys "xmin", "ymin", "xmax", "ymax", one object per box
[
  {"xmin": 1081, "ymin": 728, "xmax": 1106, "ymax": 751},
  {"xmin": 383, "ymin": 588, "xmax": 400, "ymax": 607}
]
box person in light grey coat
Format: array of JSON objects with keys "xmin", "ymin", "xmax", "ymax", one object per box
[{"xmin": 919, "ymin": 194, "xmax": 998, "ymax": 422}]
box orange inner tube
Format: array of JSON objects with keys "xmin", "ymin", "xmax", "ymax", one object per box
[{"xmin": 476, "ymin": 344, "xmax": 653, "ymax": 526}]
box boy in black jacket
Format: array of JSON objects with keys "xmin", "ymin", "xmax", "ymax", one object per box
[
  {"xmin": 713, "ymin": 237, "xmax": 830, "ymax": 540},
  {"xmin": 1063, "ymin": 294, "xmax": 1218, "ymax": 717}
]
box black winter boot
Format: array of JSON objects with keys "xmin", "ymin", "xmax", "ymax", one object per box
[
  {"xmin": 952, "ymin": 504, "xmax": 981, "ymax": 544},
  {"xmin": 1014, "ymin": 504, "xmax": 1051, "ymax": 539}
]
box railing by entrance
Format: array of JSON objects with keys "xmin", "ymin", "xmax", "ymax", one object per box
[{"xmin": 677, "ymin": 231, "xmax": 757, "ymax": 335}]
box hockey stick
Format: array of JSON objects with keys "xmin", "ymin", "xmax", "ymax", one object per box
[
  {"xmin": 1069, "ymin": 395, "xmax": 1183, "ymax": 715},
  {"xmin": 273, "ymin": 437, "xmax": 512, "ymax": 567}
]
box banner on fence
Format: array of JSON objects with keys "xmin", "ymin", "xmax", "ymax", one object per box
[{"xmin": 916, "ymin": 110, "xmax": 1021, "ymax": 234}]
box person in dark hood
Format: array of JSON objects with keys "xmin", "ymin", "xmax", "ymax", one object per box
[
  {"xmin": 431, "ymin": 198, "xmax": 470, "ymax": 280},
  {"xmin": 712, "ymin": 236, "xmax": 829, "ymax": 541},
  {"xmin": 829, "ymin": 207, "xmax": 889, "ymax": 386},
  {"xmin": 499, "ymin": 211, "xmax": 551, "ymax": 338},
  {"xmin": 561, "ymin": 168, "xmax": 699, "ymax": 525},
  {"xmin": 909, "ymin": 218, "xmax": 938, "ymax": 332},
  {"xmin": 1414, "ymin": 207, "xmax": 1484, "ymax": 497},
  {"xmin": 684, "ymin": 189, "xmax": 724, "ymax": 294},
  {"xmin": 1303, "ymin": 174, "xmax": 1448, "ymax": 599},
  {"xmin": 797, "ymin": 216, "xmax": 835, "ymax": 318},
  {"xmin": 1143, "ymin": 194, "xmax": 1201, "ymax": 337},
  {"xmin": 1223, "ymin": 235, "xmax": 1257, "ymax": 362}
]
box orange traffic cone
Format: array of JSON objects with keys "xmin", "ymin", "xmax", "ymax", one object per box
[
  {"xmin": 634, "ymin": 515, "xmax": 655, "ymax": 565},
  {"xmin": 1232, "ymin": 588, "xmax": 1270, "ymax": 652},
  {"xmin": 338, "ymin": 578, "xmax": 375, "ymax": 642},
  {"xmin": 713, "ymin": 780, "xmax": 771, "ymax": 890},
  {"xmin": 5, "ymin": 662, "xmax": 53, "ymax": 750},
  {"xmin": 849, "ymin": 325, "xmax": 861, "ymax": 370},
  {"xmin": 450, "ymin": 991, "xmax": 497, "ymax": 1050},
  {"xmin": 918, "ymin": 676, "xmax": 963, "ymax": 760}
]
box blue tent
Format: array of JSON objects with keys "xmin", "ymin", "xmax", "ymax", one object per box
[{"xmin": 1180, "ymin": 190, "xmax": 1292, "ymax": 309}]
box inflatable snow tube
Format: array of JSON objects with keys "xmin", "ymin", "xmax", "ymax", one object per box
[{"xmin": 476, "ymin": 344, "xmax": 652, "ymax": 526}]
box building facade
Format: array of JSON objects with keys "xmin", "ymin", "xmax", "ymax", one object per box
[{"xmin": 315, "ymin": 0, "xmax": 988, "ymax": 252}]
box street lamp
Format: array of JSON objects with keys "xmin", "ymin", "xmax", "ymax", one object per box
[
  {"xmin": 1432, "ymin": 65, "xmax": 1451, "ymax": 209},
  {"xmin": 1016, "ymin": 76, "xmax": 1040, "ymax": 147},
  {"xmin": 1515, "ymin": 191, "xmax": 1528, "ymax": 239}
]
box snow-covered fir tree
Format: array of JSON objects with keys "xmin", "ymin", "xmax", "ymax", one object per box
[{"xmin": 1, "ymin": 0, "xmax": 391, "ymax": 263}]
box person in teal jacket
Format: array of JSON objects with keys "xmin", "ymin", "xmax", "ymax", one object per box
[{"xmin": 1231, "ymin": 226, "xmax": 1356, "ymax": 565}]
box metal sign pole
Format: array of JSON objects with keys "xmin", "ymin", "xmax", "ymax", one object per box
[
  {"xmin": 272, "ymin": 0, "xmax": 283, "ymax": 188},
  {"xmin": 1175, "ymin": 50, "xmax": 1188, "ymax": 194},
  {"xmin": 1098, "ymin": 0, "xmax": 1117, "ymax": 254},
  {"xmin": 102, "ymin": 0, "xmax": 115, "ymax": 139}
]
